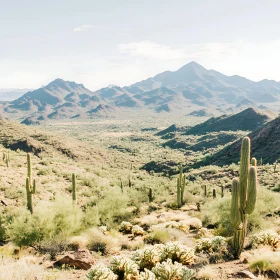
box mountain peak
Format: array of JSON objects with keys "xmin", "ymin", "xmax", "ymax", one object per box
[{"xmin": 177, "ymin": 61, "xmax": 206, "ymax": 72}]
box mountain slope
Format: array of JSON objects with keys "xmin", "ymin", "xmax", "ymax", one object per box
[
  {"xmin": 199, "ymin": 115, "xmax": 280, "ymax": 165},
  {"xmin": 5, "ymin": 79, "xmax": 107, "ymax": 120},
  {"xmin": 186, "ymin": 108, "xmax": 275, "ymax": 135}
]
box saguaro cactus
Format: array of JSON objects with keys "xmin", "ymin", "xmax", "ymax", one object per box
[
  {"xmin": 213, "ymin": 188, "xmax": 216, "ymax": 198},
  {"xmin": 148, "ymin": 187, "xmax": 153, "ymax": 202},
  {"xmin": 176, "ymin": 166, "xmax": 185, "ymax": 208},
  {"xmin": 26, "ymin": 153, "xmax": 36, "ymax": 214},
  {"xmin": 3, "ymin": 152, "xmax": 10, "ymax": 167},
  {"xmin": 230, "ymin": 137, "xmax": 257, "ymax": 258},
  {"xmin": 72, "ymin": 173, "xmax": 77, "ymax": 206}
]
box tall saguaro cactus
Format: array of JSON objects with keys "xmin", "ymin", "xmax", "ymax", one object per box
[
  {"xmin": 72, "ymin": 173, "xmax": 77, "ymax": 207},
  {"xmin": 177, "ymin": 166, "xmax": 186, "ymax": 208},
  {"xmin": 3, "ymin": 152, "xmax": 10, "ymax": 167},
  {"xmin": 26, "ymin": 153, "xmax": 36, "ymax": 214},
  {"xmin": 230, "ymin": 137, "xmax": 257, "ymax": 258}
]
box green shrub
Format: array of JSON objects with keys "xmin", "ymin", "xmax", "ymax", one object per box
[
  {"xmin": 144, "ymin": 229, "xmax": 171, "ymax": 244},
  {"xmin": 7, "ymin": 211, "xmax": 45, "ymax": 247},
  {"xmin": 39, "ymin": 234, "xmax": 70, "ymax": 260}
]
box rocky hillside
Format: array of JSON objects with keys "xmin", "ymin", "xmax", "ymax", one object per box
[
  {"xmin": 186, "ymin": 108, "xmax": 275, "ymax": 135},
  {"xmin": 198, "ymin": 114, "xmax": 280, "ymax": 166}
]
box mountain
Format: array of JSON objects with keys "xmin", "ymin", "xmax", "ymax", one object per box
[
  {"xmin": 188, "ymin": 109, "xmax": 215, "ymax": 117},
  {"xmin": 0, "ymin": 88, "xmax": 32, "ymax": 101},
  {"xmin": 186, "ymin": 108, "xmax": 275, "ymax": 135},
  {"xmin": 5, "ymin": 79, "xmax": 107, "ymax": 120},
  {"xmin": 88, "ymin": 61, "xmax": 280, "ymax": 113},
  {"xmin": 199, "ymin": 115, "xmax": 280, "ymax": 165},
  {"xmin": 3, "ymin": 61, "xmax": 280, "ymax": 120}
]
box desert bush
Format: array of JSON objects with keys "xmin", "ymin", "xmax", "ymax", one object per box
[
  {"xmin": 39, "ymin": 234, "xmax": 69, "ymax": 260},
  {"xmin": 202, "ymin": 187, "xmax": 280, "ymax": 237},
  {"xmin": 8, "ymin": 196, "xmax": 84, "ymax": 248},
  {"xmin": 144, "ymin": 229, "xmax": 171, "ymax": 244},
  {"xmin": 249, "ymin": 251, "xmax": 280, "ymax": 277},
  {"xmin": 87, "ymin": 228, "xmax": 120, "ymax": 255},
  {"xmin": 7, "ymin": 211, "xmax": 45, "ymax": 247},
  {"xmin": 96, "ymin": 187, "xmax": 132, "ymax": 226},
  {"xmin": 196, "ymin": 266, "xmax": 216, "ymax": 279}
]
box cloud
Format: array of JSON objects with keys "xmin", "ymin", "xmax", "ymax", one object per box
[
  {"xmin": 118, "ymin": 41, "xmax": 187, "ymax": 60},
  {"xmin": 73, "ymin": 25, "xmax": 96, "ymax": 32},
  {"xmin": 118, "ymin": 41, "xmax": 237, "ymax": 61}
]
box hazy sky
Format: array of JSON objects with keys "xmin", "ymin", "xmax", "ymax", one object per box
[{"xmin": 1, "ymin": 0, "xmax": 280, "ymax": 90}]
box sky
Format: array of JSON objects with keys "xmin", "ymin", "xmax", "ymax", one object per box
[{"xmin": 1, "ymin": 0, "xmax": 280, "ymax": 90}]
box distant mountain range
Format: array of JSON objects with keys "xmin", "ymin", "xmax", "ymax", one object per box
[
  {"xmin": 2, "ymin": 61, "xmax": 280, "ymax": 120},
  {"xmin": 0, "ymin": 88, "xmax": 33, "ymax": 101}
]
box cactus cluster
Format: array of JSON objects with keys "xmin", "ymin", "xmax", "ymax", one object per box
[
  {"xmin": 195, "ymin": 236, "xmax": 227, "ymax": 254},
  {"xmin": 132, "ymin": 242, "xmax": 195, "ymax": 270},
  {"xmin": 131, "ymin": 225, "xmax": 145, "ymax": 236},
  {"xmin": 87, "ymin": 242, "xmax": 195, "ymax": 280},
  {"xmin": 177, "ymin": 166, "xmax": 186, "ymax": 208},
  {"xmin": 118, "ymin": 221, "xmax": 133, "ymax": 234},
  {"xmin": 250, "ymin": 230, "xmax": 280, "ymax": 248},
  {"xmin": 152, "ymin": 259, "xmax": 195, "ymax": 280},
  {"xmin": 230, "ymin": 137, "xmax": 257, "ymax": 258},
  {"xmin": 86, "ymin": 264, "xmax": 117, "ymax": 280},
  {"xmin": 165, "ymin": 221, "xmax": 190, "ymax": 234},
  {"xmin": 26, "ymin": 153, "xmax": 36, "ymax": 214},
  {"xmin": 110, "ymin": 256, "xmax": 139, "ymax": 279}
]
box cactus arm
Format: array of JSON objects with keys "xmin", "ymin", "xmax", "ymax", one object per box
[
  {"xmin": 251, "ymin": 157, "xmax": 257, "ymax": 167},
  {"xmin": 27, "ymin": 153, "xmax": 32, "ymax": 183},
  {"xmin": 230, "ymin": 178, "xmax": 242, "ymax": 228},
  {"xmin": 244, "ymin": 167, "xmax": 257, "ymax": 214}
]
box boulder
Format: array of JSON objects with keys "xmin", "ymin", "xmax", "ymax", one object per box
[{"xmin": 53, "ymin": 249, "xmax": 95, "ymax": 270}]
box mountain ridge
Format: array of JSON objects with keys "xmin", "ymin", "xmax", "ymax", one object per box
[{"xmin": 2, "ymin": 61, "xmax": 280, "ymax": 120}]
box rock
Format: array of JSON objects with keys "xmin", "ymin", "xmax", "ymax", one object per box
[
  {"xmin": 0, "ymin": 200, "xmax": 8, "ymax": 206},
  {"xmin": 234, "ymin": 270, "xmax": 256, "ymax": 279},
  {"xmin": 53, "ymin": 249, "xmax": 95, "ymax": 270}
]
